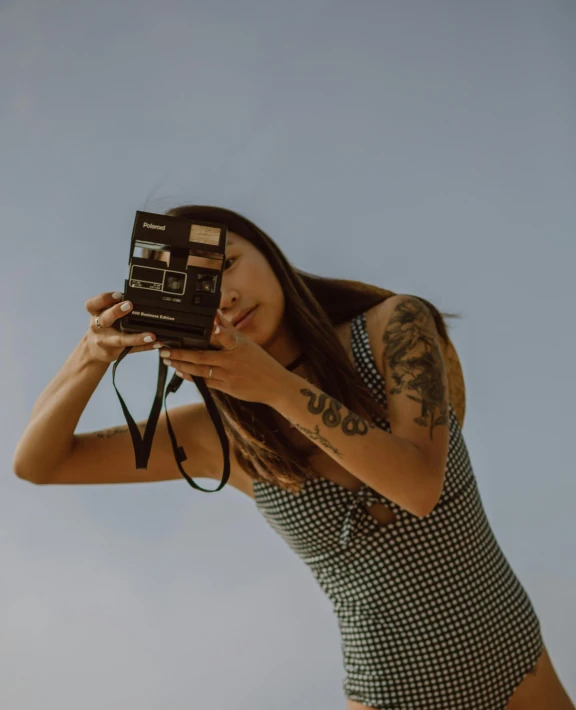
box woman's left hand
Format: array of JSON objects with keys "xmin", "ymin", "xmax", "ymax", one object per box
[{"xmin": 158, "ymin": 309, "xmax": 291, "ymax": 406}]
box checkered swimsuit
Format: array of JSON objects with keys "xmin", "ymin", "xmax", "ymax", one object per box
[{"xmin": 253, "ymin": 311, "xmax": 543, "ymax": 709}]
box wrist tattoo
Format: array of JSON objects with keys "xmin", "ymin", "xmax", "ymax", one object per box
[
  {"xmin": 293, "ymin": 423, "xmax": 343, "ymax": 458},
  {"xmin": 299, "ymin": 389, "xmax": 376, "ymax": 436}
]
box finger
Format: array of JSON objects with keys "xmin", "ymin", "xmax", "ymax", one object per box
[
  {"xmin": 177, "ymin": 368, "xmax": 224, "ymax": 391},
  {"xmin": 124, "ymin": 340, "xmax": 167, "ymax": 355},
  {"xmin": 89, "ymin": 300, "xmax": 164, "ymax": 350},
  {"xmin": 213, "ymin": 315, "xmax": 241, "ymax": 351},
  {"xmin": 167, "ymin": 361, "xmax": 223, "ymax": 383},
  {"xmin": 85, "ymin": 291, "xmax": 123, "ymax": 316},
  {"xmin": 105, "ymin": 328, "xmax": 166, "ymax": 352},
  {"xmin": 159, "ymin": 345, "xmax": 218, "ymax": 365},
  {"xmin": 216, "ymin": 308, "xmax": 234, "ymax": 328},
  {"xmin": 93, "ymin": 316, "xmax": 163, "ymax": 346},
  {"xmin": 121, "ymin": 331, "xmax": 165, "ymax": 348},
  {"xmin": 91, "ymin": 299, "xmax": 134, "ymax": 329},
  {"xmin": 209, "ymin": 319, "xmax": 225, "ymax": 349}
]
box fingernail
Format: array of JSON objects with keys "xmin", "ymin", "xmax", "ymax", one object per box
[
  {"xmin": 112, "ymin": 292, "xmax": 123, "ymax": 300},
  {"xmin": 120, "ymin": 301, "xmax": 132, "ymax": 312},
  {"xmin": 143, "ymin": 335, "xmax": 154, "ymax": 343},
  {"xmin": 152, "ymin": 343, "xmax": 164, "ymax": 349}
]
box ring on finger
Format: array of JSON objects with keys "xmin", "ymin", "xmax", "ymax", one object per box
[{"xmin": 95, "ymin": 315, "xmax": 103, "ymax": 329}]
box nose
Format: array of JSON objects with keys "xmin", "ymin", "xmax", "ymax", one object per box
[{"xmin": 218, "ymin": 290, "xmax": 238, "ymax": 317}]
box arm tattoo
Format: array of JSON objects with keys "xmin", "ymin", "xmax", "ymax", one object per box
[
  {"xmin": 299, "ymin": 389, "xmax": 376, "ymax": 436},
  {"xmin": 383, "ymin": 298, "xmax": 449, "ymax": 440},
  {"xmin": 93, "ymin": 423, "xmax": 146, "ymax": 439},
  {"xmin": 292, "ymin": 423, "xmax": 343, "ymax": 458}
]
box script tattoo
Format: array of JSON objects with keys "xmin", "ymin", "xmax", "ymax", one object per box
[
  {"xmin": 299, "ymin": 389, "xmax": 376, "ymax": 436},
  {"xmin": 383, "ymin": 298, "xmax": 449, "ymax": 440},
  {"xmin": 93, "ymin": 423, "xmax": 146, "ymax": 439},
  {"xmin": 293, "ymin": 423, "xmax": 343, "ymax": 458}
]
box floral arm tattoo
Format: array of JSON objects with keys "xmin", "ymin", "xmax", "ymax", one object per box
[{"xmin": 383, "ymin": 298, "xmax": 448, "ymax": 440}]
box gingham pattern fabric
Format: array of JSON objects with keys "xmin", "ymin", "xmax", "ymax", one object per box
[{"xmin": 253, "ymin": 311, "xmax": 543, "ymax": 709}]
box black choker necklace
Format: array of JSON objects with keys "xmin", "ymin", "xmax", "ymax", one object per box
[{"xmin": 286, "ymin": 353, "xmax": 306, "ymax": 371}]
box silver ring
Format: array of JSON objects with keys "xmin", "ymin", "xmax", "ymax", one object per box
[
  {"xmin": 208, "ymin": 367, "xmax": 213, "ymax": 378},
  {"xmin": 95, "ymin": 315, "xmax": 102, "ymax": 329}
]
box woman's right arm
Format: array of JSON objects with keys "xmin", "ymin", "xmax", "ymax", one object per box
[
  {"xmin": 12, "ymin": 335, "xmax": 218, "ymax": 485},
  {"xmin": 13, "ymin": 333, "xmax": 111, "ymax": 483},
  {"xmin": 12, "ymin": 291, "xmax": 220, "ymax": 485}
]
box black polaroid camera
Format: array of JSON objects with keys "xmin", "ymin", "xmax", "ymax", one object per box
[
  {"xmin": 110, "ymin": 210, "xmax": 231, "ymax": 493},
  {"xmin": 115, "ymin": 210, "xmax": 228, "ymax": 350}
]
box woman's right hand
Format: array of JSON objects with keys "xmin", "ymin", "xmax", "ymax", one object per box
[{"xmin": 84, "ymin": 291, "xmax": 166, "ymax": 364}]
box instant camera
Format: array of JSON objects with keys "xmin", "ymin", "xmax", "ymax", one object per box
[
  {"xmin": 114, "ymin": 210, "xmax": 228, "ymax": 349},
  {"xmin": 110, "ymin": 210, "xmax": 231, "ymax": 492}
]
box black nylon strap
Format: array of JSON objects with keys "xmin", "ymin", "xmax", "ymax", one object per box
[{"xmin": 112, "ymin": 347, "xmax": 230, "ymax": 492}]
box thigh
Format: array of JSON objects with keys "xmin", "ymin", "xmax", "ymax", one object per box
[
  {"xmin": 505, "ymin": 644, "xmax": 575, "ymax": 710},
  {"xmin": 346, "ymin": 701, "xmax": 378, "ymax": 710},
  {"xmin": 345, "ymin": 646, "xmax": 575, "ymax": 710}
]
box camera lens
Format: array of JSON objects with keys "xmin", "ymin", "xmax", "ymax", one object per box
[
  {"xmin": 165, "ymin": 273, "xmax": 184, "ymax": 293},
  {"xmin": 196, "ymin": 273, "xmax": 217, "ymax": 294}
]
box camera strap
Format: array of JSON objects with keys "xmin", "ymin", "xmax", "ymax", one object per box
[
  {"xmin": 110, "ymin": 348, "xmax": 307, "ymax": 494},
  {"xmin": 111, "ymin": 346, "xmax": 230, "ymax": 492}
]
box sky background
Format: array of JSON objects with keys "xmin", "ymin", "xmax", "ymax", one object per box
[{"xmin": 2, "ymin": 0, "xmax": 575, "ymax": 707}]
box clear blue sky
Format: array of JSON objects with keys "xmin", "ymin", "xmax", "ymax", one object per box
[{"xmin": 2, "ymin": 0, "xmax": 575, "ymax": 706}]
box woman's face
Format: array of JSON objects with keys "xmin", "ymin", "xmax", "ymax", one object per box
[
  {"xmin": 155, "ymin": 230, "xmax": 298, "ymax": 363},
  {"xmin": 217, "ymin": 232, "xmax": 294, "ymax": 359}
]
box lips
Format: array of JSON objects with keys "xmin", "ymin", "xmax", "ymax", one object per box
[
  {"xmin": 232, "ymin": 307, "xmax": 254, "ymax": 326},
  {"xmin": 234, "ymin": 306, "xmax": 257, "ymax": 329}
]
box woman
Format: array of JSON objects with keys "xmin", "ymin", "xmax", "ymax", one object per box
[{"xmin": 13, "ymin": 205, "xmax": 574, "ymax": 709}]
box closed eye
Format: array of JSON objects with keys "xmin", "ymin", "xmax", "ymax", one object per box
[{"xmin": 224, "ymin": 256, "xmax": 237, "ymax": 270}]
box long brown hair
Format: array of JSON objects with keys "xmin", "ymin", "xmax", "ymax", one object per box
[{"xmin": 152, "ymin": 204, "xmax": 462, "ymax": 493}]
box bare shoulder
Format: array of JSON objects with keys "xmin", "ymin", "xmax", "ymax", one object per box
[
  {"xmin": 352, "ymin": 295, "xmax": 442, "ymax": 384},
  {"xmin": 334, "ymin": 300, "xmax": 393, "ymax": 364}
]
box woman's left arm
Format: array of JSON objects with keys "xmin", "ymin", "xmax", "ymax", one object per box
[
  {"xmin": 269, "ymin": 372, "xmax": 436, "ymax": 517},
  {"xmin": 270, "ymin": 295, "xmax": 450, "ymax": 518}
]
